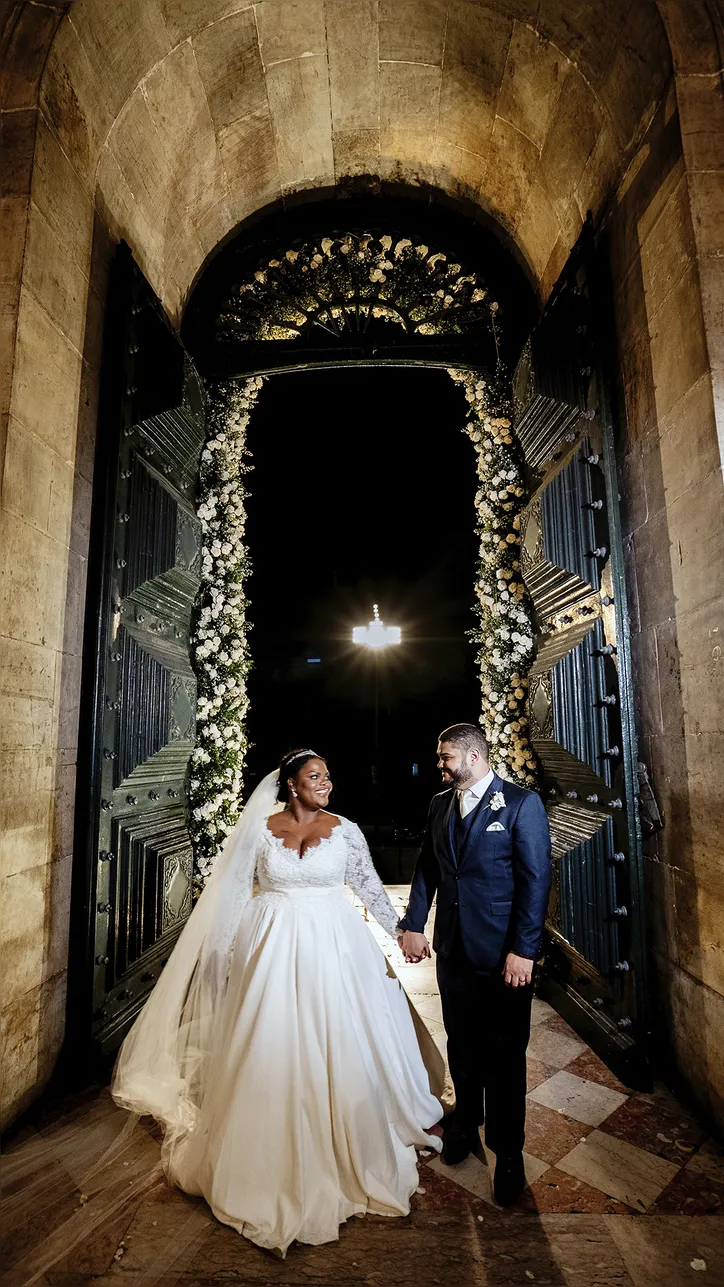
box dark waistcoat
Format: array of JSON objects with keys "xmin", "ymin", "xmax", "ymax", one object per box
[{"xmin": 452, "ymin": 796, "xmax": 480, "ymax": 860}]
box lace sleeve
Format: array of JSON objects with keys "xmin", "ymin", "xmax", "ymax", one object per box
[{"xmin": 342, "ymin": 819, "xmax": 402, "ymax": 939}]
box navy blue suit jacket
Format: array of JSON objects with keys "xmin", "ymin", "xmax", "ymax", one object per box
[{"xmin": 398, "ymin": 773, "xmax": 552, "ymax": 972}]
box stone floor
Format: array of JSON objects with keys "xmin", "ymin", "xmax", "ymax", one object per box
[{"xmin": 2, "ymin": 888, "xmax": 724, "ymax": 1285}]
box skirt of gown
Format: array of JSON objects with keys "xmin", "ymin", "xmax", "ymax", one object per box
[{"xmin": 164, "ymin": 886, "xmax": 443, "ymax": 1254}]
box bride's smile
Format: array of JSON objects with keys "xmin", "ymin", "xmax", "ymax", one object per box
[{"xmin": 285, "ymin": 758, "xmax": 332, "ymax": 805}]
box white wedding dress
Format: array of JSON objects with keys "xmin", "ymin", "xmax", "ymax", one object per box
[{"xmin": 112, "ymin": 801, "xmax": 442, "ymax": 1255}]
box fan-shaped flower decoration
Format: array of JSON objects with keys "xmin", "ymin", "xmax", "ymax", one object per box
[{"xmin": 215, "ymin": 233, "xmax": 498, "ymax": 342}]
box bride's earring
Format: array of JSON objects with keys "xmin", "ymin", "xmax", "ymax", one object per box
[{"xmin": 292, "ymin": 789, "xmax": 298, "ymax": 797}]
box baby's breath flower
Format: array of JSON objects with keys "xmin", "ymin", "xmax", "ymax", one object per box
[
  {"xmin": 190, "ymin": 377, "xmax": 264, "ymax": 889},
  {"xmin": 448, "ymin": 367, "xmax": 537, "ymax": 787}
]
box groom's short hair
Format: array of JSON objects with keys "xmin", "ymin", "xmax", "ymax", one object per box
[{"xmin": 438, "ymin": 723, "xmax": 489, "ymax": 759}]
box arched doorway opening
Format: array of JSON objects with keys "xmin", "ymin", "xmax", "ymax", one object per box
[
  {"xmin": 242, "ymin": 363, "xmax": 481, "ymax": 862},
  {"xmin": 69, "ymin": 197, "xmax": 649, "ymax": 1091},
  {"xmin": 183, "ymin": 221, "xmax": 536, "ymax": 880}
]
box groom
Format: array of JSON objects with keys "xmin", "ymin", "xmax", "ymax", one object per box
[{"xmin": 398, "ymin": 723, "xmax": 551, "ymax": 1205}]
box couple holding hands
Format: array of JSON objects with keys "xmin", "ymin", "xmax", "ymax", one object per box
[{"xmin": 113, "ymin": 721, "xmax": 551, "ymax": 1255}]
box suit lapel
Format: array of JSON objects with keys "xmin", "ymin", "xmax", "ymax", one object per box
[{"xmin": 457, "ymin": 773, "xmax": 502, "ymax": 870}]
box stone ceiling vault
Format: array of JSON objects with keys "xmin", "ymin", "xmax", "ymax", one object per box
[{"xmin": 37, "ymin": 0, "xmax": 673, "ymax": 320}]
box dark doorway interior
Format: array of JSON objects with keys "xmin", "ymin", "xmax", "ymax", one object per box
[{"xmin": 244, "ymin": 366, "xmax": 479, "ymax": 862}]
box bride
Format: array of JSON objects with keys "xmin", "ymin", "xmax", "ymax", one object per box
[{"xmin": 112, "ymin": 749, "xmax": 443, "ymax": 1254}]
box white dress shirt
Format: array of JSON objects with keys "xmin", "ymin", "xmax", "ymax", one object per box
[{"xmin": 458, "ymin": 767, "xmax": 495, "ymax": 819}]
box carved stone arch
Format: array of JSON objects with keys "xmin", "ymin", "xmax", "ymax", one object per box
[{"xmin": 655, "ymin": 0, "xmax": 724, "ymax": 69}]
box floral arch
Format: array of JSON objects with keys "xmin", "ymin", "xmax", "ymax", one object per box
[
  {"xmin": 189, "ymin": 233, "xmax": 537, "ymax": 877},
  {"xmin": 216, "ymin": 233, "xmax": 496, "ymax": 342}
]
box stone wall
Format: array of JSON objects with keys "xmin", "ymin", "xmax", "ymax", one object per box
[
  {"xmin": 610, "ymin": 83, "xmax": 724, "ymax": 1126},
  {"xmin": 0, "ymin": 165, "xmax": 112, "ymax": 1128},
  {"xmin": 34, "ymin": 0, "xmax": 672, "ymax": 317},
  {"xmin": 0, "ymin": 0, "xmax": 90, "ymax": 1125}
]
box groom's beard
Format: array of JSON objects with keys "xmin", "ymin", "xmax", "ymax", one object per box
[{"xmin": 442, "ymin": 767, "xmax": 470, "ymax": 789}]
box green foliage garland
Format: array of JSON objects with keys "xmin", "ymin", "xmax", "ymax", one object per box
[
  {"xmin": 449, "ymin": 369, "xmax": 538, "ymax": 787},
  {"xmin": 189, "ymin": 377, "xmax": 264, "ymax": 882}
]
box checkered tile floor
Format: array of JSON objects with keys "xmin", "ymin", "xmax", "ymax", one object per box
[{"xmin": 360, "ymin": 887, "xmax": 724, "ymax": 1219}]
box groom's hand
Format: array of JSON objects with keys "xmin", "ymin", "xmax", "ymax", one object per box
[
  {"xmin": 398, "ymin": 931, "xmax": 430, "ymax": 963},
  {"xmin": 503, "ymin": 952, "xmax": 534, "ymax": 987}
]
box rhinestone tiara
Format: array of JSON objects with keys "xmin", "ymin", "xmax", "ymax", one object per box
[{"xmin": 284, "ymin": 749, "xmax": 318, "ymax": 768}]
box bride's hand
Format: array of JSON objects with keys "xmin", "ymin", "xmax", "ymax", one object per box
[{"xmin": 398, "ymin": 931, "xmax": 431, "ymax": 963}]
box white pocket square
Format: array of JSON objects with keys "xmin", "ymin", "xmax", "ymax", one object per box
[{"xmin": 486, "ymin": 821, "xmax": 506, "ymax": 832}]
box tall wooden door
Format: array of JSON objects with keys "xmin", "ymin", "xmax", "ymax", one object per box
[
  {"xmin": 516, "ymin": 230, "xmax": 649, "ymax": 1086},
  {"xmin": 69, "ymin": 244, "xmax": 205, "ymax": 1058}
]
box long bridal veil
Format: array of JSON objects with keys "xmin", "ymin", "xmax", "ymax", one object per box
[{"xmin": 111, "ymin": 769, "xmax": 280, "ymax": 1152}]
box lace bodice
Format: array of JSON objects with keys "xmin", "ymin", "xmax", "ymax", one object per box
[{"xmin": 256, "ymin": 816, "xmax": 401, "ymax": 938}]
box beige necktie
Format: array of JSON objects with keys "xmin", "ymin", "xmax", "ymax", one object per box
[{"xmin": 459, "ymin": 788, "xmax": 474, "ymax": 819}]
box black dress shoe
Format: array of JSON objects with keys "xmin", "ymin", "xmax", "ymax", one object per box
[
  {"xmin": 493, "ymin": 1151, "xmax": 526, "ymax": 1206},
  {"xmin": 441, "ymin": 1122, "xmax": 477, "ymax": 1166}
]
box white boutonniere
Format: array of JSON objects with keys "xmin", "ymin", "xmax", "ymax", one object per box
[{"xmin": 489, "ymin": 791, "xmax": 506, "ymax": 812}]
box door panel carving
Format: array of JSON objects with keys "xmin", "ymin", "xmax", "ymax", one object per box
[
  {"xmin": 516, "ymin": 230, "xmax": 648, "ymax": 1085},
  {"xmin": 70, "ymin": 245, "xmax": 205, "ymax": 1057}
]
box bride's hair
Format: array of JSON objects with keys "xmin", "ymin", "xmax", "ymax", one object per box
[{"xmin": 278, "ymin": 748, "xmax": 327, "ymax": 802}]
